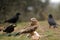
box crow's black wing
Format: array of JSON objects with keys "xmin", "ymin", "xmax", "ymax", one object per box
[
  {"xmin": 3, "ymin": 25, "xmax": 15, "ymax": 33},
  {"xmin": 48, "ymin": 18, "xmax": 56, "ymax": 25},
  {"xmin": 4, "ymin": 16, "xmax": 18, "ymax": 23}
]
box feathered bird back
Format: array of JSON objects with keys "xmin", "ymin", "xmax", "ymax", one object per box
[
  {"xmin": 4, "ymin": 13, "xmax": 21, "ymax": 24},
  {"xmin": 3, "ymin": 24, "xmax": 16, "ymax": 33},
  {"xmin": 14, "ymin": 18, "xmax": 39, "ymax": 36}
]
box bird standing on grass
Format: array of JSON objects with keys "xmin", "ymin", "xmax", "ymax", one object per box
[
  {"xmin": 4, "ymin": 13, "xmax": 21, "ymax": 25},
  {"xmin": 48, "ymin": 14, "xmax": 57, "ymax": 28},
  {"xmin": 14, "ymin": 18, "xmax": 40, "ymax": 40},
  {"xmin": 3, "ymin": 24, "xmax": 16, "ymax": 36},
  {"xmin": 3, "ymin": 24, "xmax": 16, "ymax": 33}
]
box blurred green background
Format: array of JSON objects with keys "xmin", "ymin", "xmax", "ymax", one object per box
[{"xmin": 0, "ymin": 0, "xmax": 60, "ymax": 22}]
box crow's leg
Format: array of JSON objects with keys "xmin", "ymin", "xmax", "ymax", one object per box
[
  {"xmin": 53, "ymin": 25, "xmax": 57, "ymax": 28},
  {"xmin": 49, "ymin": 25, "xmax": 51, "ymax": 28}
]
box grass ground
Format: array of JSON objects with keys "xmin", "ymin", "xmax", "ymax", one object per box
[{"xmin": 0, "ymin": 20, "xmax": 60, "ymax": 40}]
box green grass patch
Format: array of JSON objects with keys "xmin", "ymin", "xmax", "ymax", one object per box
[{"xmin": 0, "ymin": 20, "xmax": 60, "ymax": 40}]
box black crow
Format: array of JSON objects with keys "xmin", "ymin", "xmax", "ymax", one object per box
[
  {"xmin": 4, "ymin": 13, "xmax": 21, "ymax": 24},
  {"xmin": 3, "ymin": 24, "xmax": 16, "ymax": 33},
  {"xmin": 48, "ymin": 14, "xmax": 57, "ymax": 28}
]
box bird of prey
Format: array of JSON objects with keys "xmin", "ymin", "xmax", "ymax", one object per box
[
  {"xmin": 4, "ymin": 13, "xmax": 21, "ymax": 24},
  {"xmin": 14, "ymin": 18, "xmax": 39, "ymax": 36},
  {"xmin": 48, "ymin": 14, "xmax": 57, "ymax": 28},
  {"xmin": 14, "ymin": 25, "xmax": 38, "ymax": 36}
]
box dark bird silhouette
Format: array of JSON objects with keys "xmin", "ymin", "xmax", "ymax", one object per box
[
  {"xmin": 48, "ymin": 14, "xmax": 57, "ymax": 28},
  {"xmin": 4, "ymin": 13, "xmax": 21, "ymax": 24},
  {"xmin": 3, "ymin": 24, "xmax": 16, "ymax": 33}
]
